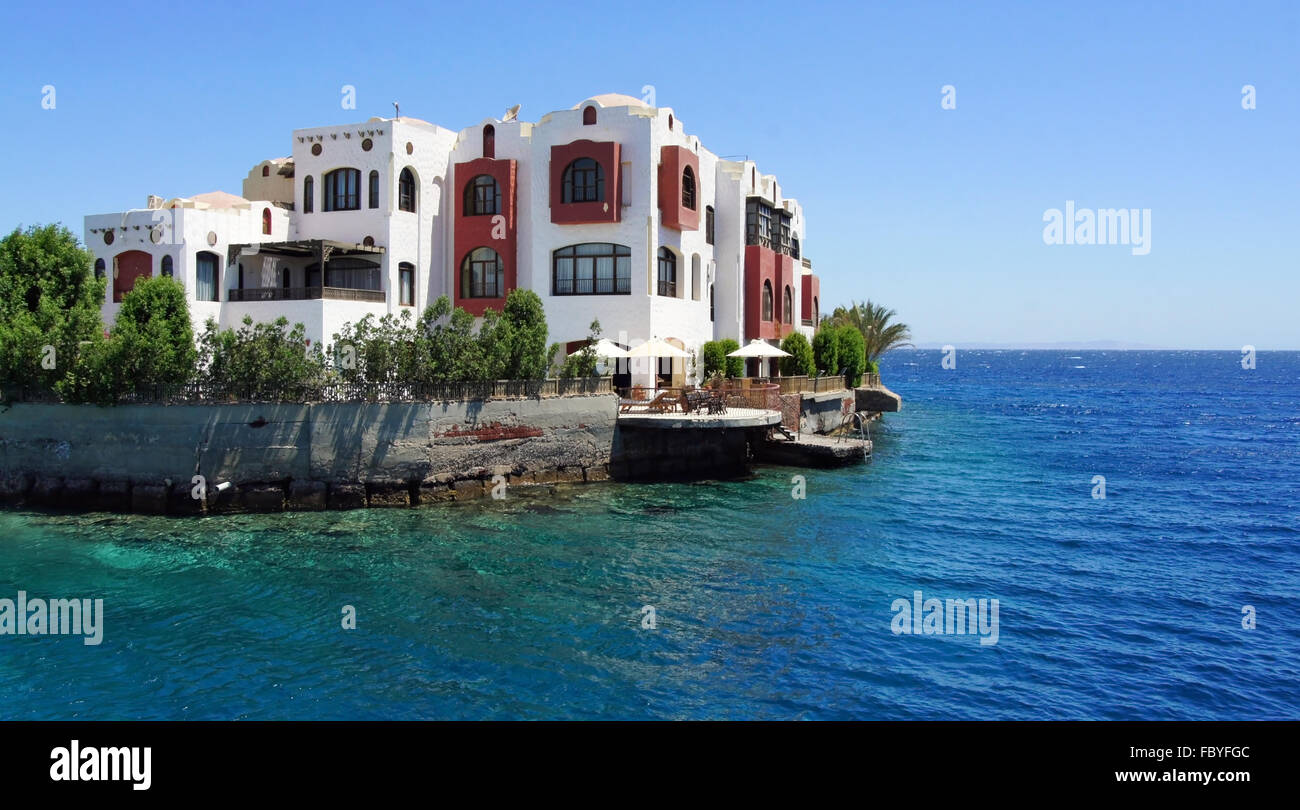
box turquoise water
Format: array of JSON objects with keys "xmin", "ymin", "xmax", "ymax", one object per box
[{"xmin": 1, "ymin": 350, "xmax": 1297, "ymax": 719}]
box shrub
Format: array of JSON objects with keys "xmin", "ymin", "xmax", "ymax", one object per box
[
  {"xmin": 198, "ymin": 315, "xmax": 323, "ymax": 398},
  {"xmin": 61, "ymin": 276, "xmax": 195, "ymax": 403},
  {"xmin": 560, "ymin": 319, "xmax": 602, "ymax": 378},
  {"xmin": 812, "ymin": 328, "xmax": 839, "ymax": 377},
  {"xmin": 499, "ymin": 289, "xmax": 549, "ymax": 380},
  {"xmin": 700, "ymin": 340, "xmax": 727, "ymax": 379},
  {"xmin": 719, "ymin": 338, "xmax": 744, "ymax": 378},
  {"xmin": 779, "ymin": 332, "xmax": 815, "ymax": 377},
  {"xmin": 835, "ymin": 324, "xmax": 867, "ymax": 387}
]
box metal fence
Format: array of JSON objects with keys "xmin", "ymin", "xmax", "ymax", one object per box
[{"xmin": 1, "ymin": 377, "xmax": 613, "ymax": 405}]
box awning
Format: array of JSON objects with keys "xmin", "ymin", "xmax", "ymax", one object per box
[{"xmin": 226, "ymin": 238, "xmax": 384, "ymax": 265}]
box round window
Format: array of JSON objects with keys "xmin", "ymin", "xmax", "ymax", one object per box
[
  {"xmin": 311, "ymin": 143, "xmax": 322, "ymax": 156},
  {"xmin": 362, "ymin": 138, "xmax": 373, "ymax": 151},
  {"xmin": 103, "ymin": 230, "xmax": 114, "ymax": 245}
]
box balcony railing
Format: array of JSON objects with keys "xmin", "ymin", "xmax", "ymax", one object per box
[
  {"xmin": 768, "ymin": 375, "xmax": 849, "ymax": 394},
  {"xmin": 745, "ymin": 231, "xmax": 801, "ymax": 257},
  {"xmin": 657, "ymin": 280, "xmax": 677, "ymax": 297},
  {"xmin": 229, "ymin": 286, "xmax": 385, "ymax": 303}
]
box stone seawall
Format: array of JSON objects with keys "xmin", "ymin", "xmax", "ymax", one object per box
[{"xmin": 0, "ymin": 396, "xmax": 617, "ymax": 513}]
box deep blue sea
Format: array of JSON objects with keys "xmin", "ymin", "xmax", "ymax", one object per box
[{"xmin": 1, "ymin": 350, "xmax": 1297, "ymax": 719}]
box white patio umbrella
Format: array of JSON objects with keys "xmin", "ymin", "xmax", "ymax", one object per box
[
  {"xmin": 567, "ymin": 338, "xmax": 629, "ymax": 358},
  {"xmin": 625, "ymin": 337, "xmax": 690, "ymax": 359},
  {"xmin": 726, "ymin": 339, "xmax": 791, "ymax": 358}
]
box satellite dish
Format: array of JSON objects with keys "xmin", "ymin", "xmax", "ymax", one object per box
[{"xmin": 503, "ymin": 104, "xmax": 520, "ymax": 122}]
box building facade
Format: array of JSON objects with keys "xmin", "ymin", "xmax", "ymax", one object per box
[{"xmin": 85, "ymin": 93, "xmax": 820, "ymax": 386}]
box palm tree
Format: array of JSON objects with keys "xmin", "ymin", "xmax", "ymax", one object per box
[{"xmin": 826, "ymin": 300, "xmax": 913, "ymax": 364}]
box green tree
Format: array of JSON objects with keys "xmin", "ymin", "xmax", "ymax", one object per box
[
  {"xmin": 827, "ymin": 299, "xmax": 913, "ymax": 364},
  {"xmin": 779, "ymin": 332, "xmax": 815, "ymax": 376},
  {"xmin": 61, "ymin": 276, "xmax": 195, "ymax": 403},
  {"xmin": 0, "ymin": 224, "xmax": 105, "ymax": 394},
  {"xmin": 499, "ymin": 289, "xmax": 549, "ymax": 379},
  {"xmin": 834, "ymin": 324, "xmax": 867, "ymax": 387},
  {"xmin": 812, "ymin": 328, "xmax": 839, "ymax": 377}
]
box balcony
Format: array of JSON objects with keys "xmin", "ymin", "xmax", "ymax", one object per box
[{"xmin": 229, "ymin": 286, "xmax": 385, "ymax": 303}]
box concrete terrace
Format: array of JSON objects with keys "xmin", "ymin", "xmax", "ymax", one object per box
[{"xmin": 615, "ymin": 406, "xmax": 780, "ymax": 428}]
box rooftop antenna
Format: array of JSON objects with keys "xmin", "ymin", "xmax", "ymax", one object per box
[
  {"xmin": 503, "ymin": 103, "xmax": 520, "ymax": 122},
  {"xmin": 392, "ymin": 101, "xmax": 400, "ymax": 119}
]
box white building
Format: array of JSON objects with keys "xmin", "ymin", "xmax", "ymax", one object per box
[{"xmin": 85, "ymin": 93, "xmax": 821, "ymax": 386}]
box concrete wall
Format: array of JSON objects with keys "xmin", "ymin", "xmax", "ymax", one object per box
[{"xmin": 0, "ymin": 395, "xmax": 616, "ymax": 513}]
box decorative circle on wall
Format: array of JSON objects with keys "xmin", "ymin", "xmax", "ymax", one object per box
[
  {"xmin": 150, "ymin": 227, "xmax": 163, "ymax": 244},
  {"xmin": 311, "ymin": 143, "xmax": 322, "ymax": 156},
  {"xmin": 405, "ymin": 142, "xmax": 413, "ymax": 155},
  {"xmin": 103, "ymin": 230, "xmax": 114, "ymax": 245},
  {"xmin": 207, "ymin": 231, "xmax": 218, "ymax": 246},
  {"xmin": 361, "ymin": 138, "xmax": 373, "ymax": 151},
  {"xmin": 362, "ymin": 236, "xmax": 374, "ymax": 247}
]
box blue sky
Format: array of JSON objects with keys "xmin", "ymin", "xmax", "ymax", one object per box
[{"xmin": 2, "ymin": 0, "xmax": 1296, "ymax": 348}]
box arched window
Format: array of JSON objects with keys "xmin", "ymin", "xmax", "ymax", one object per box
[
  {"xmin": 368, "ymin": 170, "xmax": 379, "ymax": 209},
  {"xmin": 281, "ymin": 266, "xmax": 291, "ymax": 289},
  {"xmin": 483, "ymin": 125, "xmax": 495, "ymax": 159},
  {"xmin": 709, "ymin": 284, "xmax": 715, "ymax": 322},
  {"xmin": 552, "ymin": 243, "xmax": 631, "ymax": 295},
  {"xmin": 93, "ymin": 258, "xmax": 105, "ymax": 280},
  {"xmin": 761, "ymin": 280, "xmax": 773, "ymax": 321},
  {"xmin": 582, "ymin": 106, "xmax": 596, "ymax": 125},
  {"xmin": 691, "ymin": 254, "xmax": 701, "ymax": 301},
  {"xmin": 791, "ymin": 236, "xmax": 800, "ymax": 260},
  {"xmin": 783, "ymin": 286, "xmax": 793, "ymax": 323},
  {"xmin": 398, "ymin": 168, "xmax": 416, "ymax": 212},
  {"xmin": 682, "ymin": 166, "xmax": 696, "ymax": 210},
  {"xmin": 262, "ymin": 165, "xmax": 270, "ymax": 177},
  {"xmin": 668, "ymin": 114, "xmax": 673, "ymax": 130},
  {"xmin": 813, "ymin": 296, "xmax": 819, "ymax": 324},
  {"xmin": 324, "ymin": 168, "xmax": 361, "ymax": 211},
  {"xmin": 705, "ymin": 206, "xmax": 715, "ymax": 245},
  {"xmin": 398, "ymin": 262, "xmax": 415, "ymax": 306},
  {"xmin": 657, "ymin": 247, "xmax": 677, "ymax": 297},
  {"xmin": 562, "ymin": 157, "xmax": 603, "ymax": 203},
  {"xmin": 161, "ymin": 255, "xmax": 173, "ymax": 278},
  {"xmin": 464, "ymin": 174, "xmax": 500, "ymax": 216},
  {"xmin": 303, "ymin": 176, "xmax": 314, "ymax": 213},
  {"xmin": 195, "ymin": 251, "xmax": 220, "ymax": 302},
  {"xmin": 460, "ymin": 247, "xmax": 504, "ymax": 298},
  {"xmin": 262, "ymin": 207, "xmax": 272, "ymax": 235}
]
